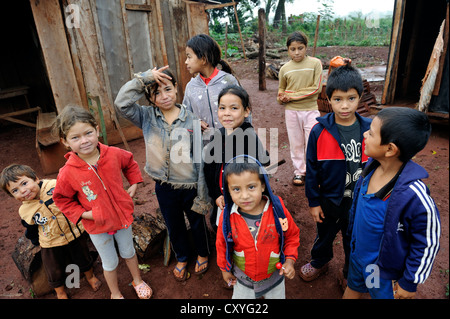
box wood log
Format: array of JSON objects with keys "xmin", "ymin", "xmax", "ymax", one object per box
[
  {"xmin": 132, "ymin": 209, "xmax": 167, "ymax": 262},
  {"xmin": 11, "ymin": 235, "xmax": 53, "ymax": 297},
  {"xmin": 317, "ymin": 80, "xmax": 377, "ymax": 116}
]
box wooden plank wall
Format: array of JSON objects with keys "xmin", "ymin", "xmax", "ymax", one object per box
[
  {"xmin": 381, "ymin": 0, "xmax": 405, "ymax": 105},
  {"xmin": 30, "ymin": 0, "xmax": 83, "ymax": 113}
]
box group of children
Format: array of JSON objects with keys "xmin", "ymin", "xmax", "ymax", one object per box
[{"xmin": 0, "ymin": 32, "xmax": 441, "ymax": 300}]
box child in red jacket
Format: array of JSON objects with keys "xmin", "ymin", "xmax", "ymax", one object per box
[
  {"xmin": 216, "ymin": 155, "xmax": 300, "ymax": 298},
  {"xmin": 52, "ymin": 105, "xmax": 152, "ymax": 299}
]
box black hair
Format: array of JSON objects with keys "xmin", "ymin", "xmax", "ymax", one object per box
[
  {"xmin": 286, "ymin": 31, "xmax": 308, "ymax": 47},
  {"xmin": 377, "ymin": 107, "xmax": 431, "ymax": 162},
  {"xmin": 218, "ymin": 85, "xmax": 251, "ymax": 111},
  {"xmin": 224, "ymin": 161, "xmax": 265, "ymax": 186},
  {"xmin": 186, "ymin": 34, "xmax": 235, "ymax": 76},
  {"xmin": 144, "ymin": 68, "xmax": 177, "ymax": 105},
  {"xmin": 326, "ymin": 64, "xmax": 364, "ymax": 99}
]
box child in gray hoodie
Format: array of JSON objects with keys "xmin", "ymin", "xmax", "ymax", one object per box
[{"xmin": 183, "ymin": 34, "xmax": 243, "ymax": 138}]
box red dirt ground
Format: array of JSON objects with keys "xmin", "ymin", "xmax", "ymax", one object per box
[{"xmin": 0, "ymin": 46, "xmax": 448, "ymax": 302}]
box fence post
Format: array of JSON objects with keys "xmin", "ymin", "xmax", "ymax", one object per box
[
  {"xmin": 313, "ymin": 14, "xmax": 321, "ymax": 56},
  {"xmin": 258, "ymin": 8, "xmax": 266, "ymax": 91}
]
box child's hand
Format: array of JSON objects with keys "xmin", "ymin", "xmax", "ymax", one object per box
[
  {"xmin": 127, "ymin": 183, "xmax": 138, "ymax": 198},
  {"xmin": 281, "ymin": 95, "xmax": 291, "ymax": 103},
  {"xmin": 200, "ymin": 120, "xmax": 209, "ymax": 131},
  {"xmin": 278, "ymin": 259, "xmax": 295, "ymax": 279},
  {"xmin": 278, "ymin": 92, "xmax": 290, "ymax": 103},
  {"xmin": 151, "ymin": 65, "xmax": 172, "ymax": 84},
  {"xmin": 216, "ymin": 195, "xmax": 225, "ymax": 210},
  {"xmin": 309, "ymin": 206, "xmax": 325, "ymax": 223},
  {"xmin": 82, "ymin": 210, "xmax": 94, "ymax": 220},
  {"xmin": 393, "ymin": 282, "xmax": 416, "ymax": 299},
  {"xmin": 222, "ymin": 271, "xmax": 237, "ymax": 287}
]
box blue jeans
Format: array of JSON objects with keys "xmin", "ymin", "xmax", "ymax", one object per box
[{"xmin": 155, "ymin": 181, "xmax": 210, "ymax": 262}]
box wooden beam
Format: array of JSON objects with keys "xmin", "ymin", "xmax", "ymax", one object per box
[
  {"xmin": 125, "ymin": 4, "xmax": 152, "ymax": 12},
  {"xmin": 313, "ymin": 15, "xmax": 321, "ymax": 57},
  {"xmin": 29, "ymin": 0, "xmax": 83, "ymax": 112},
  {"xmin": 381, "ymin": 0, "xmax": 406, "ymax": 105},
  {"xmin": 433, "ymin": 2, "xmax": 449, "ymax": 96},
  {"xmin": 232, "ymin": 1, "xmax": 246, "ymax": 60},
  {"xmin": 258, "ymin": 8, "xmax": 266, "ymax": 91}
]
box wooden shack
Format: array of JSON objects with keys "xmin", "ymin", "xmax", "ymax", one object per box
[
  {"xmin": 1, "ymin": 0, "xmax": 217, "ymax": 172},
  {"xmin": 379, "ymin": 0, "xmax": 449, "ymax": 120}
]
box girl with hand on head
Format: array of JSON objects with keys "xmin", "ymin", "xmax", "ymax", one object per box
[{"xmin": 115, "ymin": 66, "xmax": 212, "ymax": 282}]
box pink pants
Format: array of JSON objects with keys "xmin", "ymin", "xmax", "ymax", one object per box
[{"xmin": 285, "ymin": 109, "xmax": 320, "ymax": 176}]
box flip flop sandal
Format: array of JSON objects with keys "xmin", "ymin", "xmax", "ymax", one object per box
[
  {"xmin": 299, "ymin": 263, "xmax": 328, "ymax": 282},
  {"xmin": 292, "ymin": 175, "xmax": 305, "ymax": 186},
  {"xmin": 132, "ymin": 281, "xmax": 153, "ymax": 299},
  {"xmin": 173, "ymin": 264, "xmax": 190, "ymax": 282},
  {"xmin": 194, "ymin": 259, "xmax": 209, "ymax": 275}
]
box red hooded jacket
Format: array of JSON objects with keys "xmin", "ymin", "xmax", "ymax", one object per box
[{"xmin": 53, "ymin": 143, "xmax": 143, "ymax": 234}]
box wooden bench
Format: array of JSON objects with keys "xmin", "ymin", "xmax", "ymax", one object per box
[{"xmin": 0, "ymin": 86, "xmax": 37, "ymax": 127}]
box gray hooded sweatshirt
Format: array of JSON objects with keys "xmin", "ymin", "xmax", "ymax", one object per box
[{"xmin": 182, "ymin": 70, "xmax": 240, "ymax": 129}]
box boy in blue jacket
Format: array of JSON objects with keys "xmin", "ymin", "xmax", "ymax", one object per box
[
  {"xmin": 343, "ymin": 107, "xmax": 441, "ymax": 299},
  {"xmin": 301, "ymin": 65, "xmax": 372, "ymax": 285}
]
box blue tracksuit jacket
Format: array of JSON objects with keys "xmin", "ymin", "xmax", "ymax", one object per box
[{"xmin": 348, "ymin": 158, "xmax": 441, "ymax": 292}]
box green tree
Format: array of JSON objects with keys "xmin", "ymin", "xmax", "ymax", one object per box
[{"xmin": 317, "ymin": 0, "xmax": 334, "ymax": 21}]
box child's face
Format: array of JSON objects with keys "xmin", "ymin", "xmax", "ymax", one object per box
[
  {"xmin": 185, "ymin": 46, "xmax": 203, "ymax": 75},
  {"xmin": 227, "ymin": 171, "xmax": 265, "ymax": 215},
  {"xmin": 7, "ymin": 176, "xmax": 40, "ymax": 202},
  {"xmin": 218, "ymin": 93, "xmax": 250, "ymax": 132},
  {"xmin": 329, "ymin": 88, "xmax": 360, "ymax": 125},
  {"xmin": 62, "ymin": 122, "xmax": 99, "ymax": 160},
  {"xmin": 152, "ymin": 80, "xmax": 178, "ymax": 111},
  {"xmin": 288, "ymin": 41, "xmax": 307, "ymax": 63},
  {"xmin": 363, "ymin": 116, "xmax": 387, "ymax": 159}
]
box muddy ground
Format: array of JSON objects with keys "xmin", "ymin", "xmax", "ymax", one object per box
[{"xmin": 0, "ymin": 46, "xmax": 448, "ymax": 304}]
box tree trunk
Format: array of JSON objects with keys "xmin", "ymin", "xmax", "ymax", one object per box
[
  {"xmin": 273, "ymin": 0, "xmax": 286, "ymax": 30},
  {"xmin": 132, "ymin": 209, "xmax": 167, "ymax": 262}
]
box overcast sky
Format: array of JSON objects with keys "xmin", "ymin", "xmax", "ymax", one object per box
[{"xmin": 281, "ymin": 0, "xmax": 395, "ymax": 17}]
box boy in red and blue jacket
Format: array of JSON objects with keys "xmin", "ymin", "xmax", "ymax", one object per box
[
  {"xmin": 216, "ymin": 155, "xmax": 300, "ymax": 299},
  {"xmin": 301, "ymin": 65, "xmax": 372, "ymax": 284}
]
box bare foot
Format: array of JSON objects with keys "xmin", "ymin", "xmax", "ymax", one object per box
[{"xmin": 86, "ymin": 275, "xmax": 102, "ymax": 292}]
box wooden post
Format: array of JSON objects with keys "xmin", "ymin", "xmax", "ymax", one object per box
[
  {"xmin": 258, "ymin": 8, "xmax": 266, "ymax": 91},
  {"xmin": 232, "ymin": 1, "xmax": 247, "ymax": 60},
  {"xmin": 313, "ymin": 14, "xmax": 321, "ymax": 57},
  {"xmin": 224, "ymin": 22, "xmax": 228, "ymax": 59}
]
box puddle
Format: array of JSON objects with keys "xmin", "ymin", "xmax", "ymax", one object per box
[{"xmin": 322, "ymin": 65, "xmax": 386, "ymax": 82}]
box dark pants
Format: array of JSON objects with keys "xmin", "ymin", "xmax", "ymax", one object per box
[
  {"xmin": 155, "ymin": 182, "xmax": 210, "ymax": 263},
  {"xmin": 41, "ymin": 233, "xmax": 93, "ymax": 288},
  {"xmin": 310, "ymin": 197, "xmax": 352, "ymax": 278}
]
